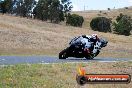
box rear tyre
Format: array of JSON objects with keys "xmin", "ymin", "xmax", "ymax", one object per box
[{"xmin": 59, "ymin": 49, "xmax": 67, "ymax": 59}]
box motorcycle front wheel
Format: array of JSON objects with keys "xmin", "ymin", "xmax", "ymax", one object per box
[
  {"xmin": 85, "ymin": 54, "xmax": 94, "ymax": 60},
  {"xmin": 85, "ymin": 56, "xmax": 94, "ymax": 59},
  {"xmin": 85, "ymin": 50, "xmax": 100, "ymax": 60}
]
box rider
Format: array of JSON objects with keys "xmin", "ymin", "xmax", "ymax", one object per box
[
  {"xmin": 82, "ymin": 34, "xmax": 100, "ymax": 54},
  {"xmin": 69, "ymin": 34, "xmax": 100, "ymax": 54}
]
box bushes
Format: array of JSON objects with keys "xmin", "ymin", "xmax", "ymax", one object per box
[
  {"xmin": 113, "ymin": 14, "xmax": 132, "ymax": 36},
  {"xmin": 107, "ymin": 8, "xmax": 110, "ymax": 11},
  {"xmin": 89, "ymin": 14, "xmax": 132, "ymax": 36},
  {"xmin": 90, "ymin": 17, "xmax": 112, "ymax": 32},
  {"xmin": 66, "ymin": 13, "xmax": 84, "ymax": 27}
]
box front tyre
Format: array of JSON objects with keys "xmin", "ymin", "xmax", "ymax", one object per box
[
  {"xmin": 94, "ymin": 50, "xmax": 100, "ymax": 57},
  {"xmin": 85, "ymin": 55, "xmax": 94, "ymax": 60},
  {"xmin": 85, "ymin": 50, "xmax": 100, "ymax": 59}
]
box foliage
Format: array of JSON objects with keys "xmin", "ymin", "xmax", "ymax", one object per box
[
  {"xmin": 90, "ymin": 17, "xmax": 112, "ymax": 32},
  {"xmin": 113, "ymin": 14, "xmax": 132, "ymax": 36},
  {"xmin": 0, "ymin": 0, "xmax": 12, "ymax": 14},
  {"xmin": 66, "ymin": 13, "xmax": 84, "ymax": 27},
  {"xmin": 116, "ymin": 13, "xmax": 124, "ymax": 22},
  {"xmin": 61, "ymin": 0, "xmax": 73, "ymax": 15},
  {"xmin": 125, "ymin": 7, "xmax": 128, "ymax": 9},
  {"xmin": 34, "ymin": 0, "xmax": 72, "ymax": 23},
  {"xmin": 14, "ymin": 0, "xmax": 36, "ymax": 17},
  {"xmin": 0, "ymin": 0, "xmax": 72, "ymax": 24},
  {"xmin": 107, "ymin": 8, "xmax": 110, "ymax": 11}
]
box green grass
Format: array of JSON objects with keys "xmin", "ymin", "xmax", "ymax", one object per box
[
  {"xmin": 0, "ymin": 63, "xmax": 78, "ymax": 88},
  {"xmin": 0, "ymin": 62, "xmax": 132, "ymax": 88}
]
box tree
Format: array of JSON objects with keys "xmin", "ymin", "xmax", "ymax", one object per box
[
  {"xmin": 23, "ymin": 0, "xmax": 36, "ymax": 17},
  {"xmin": 48, "ymin": 0, "xmax": 62, "ymax": 23},
  {"xmin": 125, "ymin": 7, "xmax": 128, "ymax": 9},
  {"xmin": 35, "ymin": 0, "xmax": 49, "ymax": 20},
  {"xmin": 0, "ymin": 0, "xmax": 12, "ymax": 14},
  {"xmin": 113, "ymin": 14, "xmax": 132, "ymax": 36},
  {"xmin": 99, "ymin": 11, "xmax": 102, "ymax": 13},
  {"xmin": 107, "ymin": 8, "xmax": 110, "ymax": 11},
  {"xmin": 0, "ymin": 1, "xmax": 6, "ymax": 14},
  {"xmin": 35, "ymin": 0, "xmax": 67, "ymax": 23},
  {"xmin": 90, "ymin": 17, "xmax": 112, "ymax": 32},
  {"xmin": 14, "ymin": 0, "xmax": 36, "ymax": 17},
  {"xmin": 60, "ymin": 0, "xmax": 72, "ymax": 21},
  {"xmin": 116, "ymin": 13, "xmax": 124, "ymax": 22},
  {"xmin": 61, "ymin": 0, "xmax": 72, "ymax": 14}
]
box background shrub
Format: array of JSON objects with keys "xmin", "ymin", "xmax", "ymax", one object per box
[
  {"xmin": 66, "ymin": 13, "xmax": 84, "ymax": 27},
  {"xmin": 90, "ymin": 17, "xmax": 112, "ymax": 32},
  {"xmin": 113, "ymin": 14, "xmax": 132, "ymax": 36}
]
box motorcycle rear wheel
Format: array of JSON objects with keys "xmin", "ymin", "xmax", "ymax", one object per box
[{"xmin": 59, "ymin": 49, "xmax": 67, "ymax": 59}]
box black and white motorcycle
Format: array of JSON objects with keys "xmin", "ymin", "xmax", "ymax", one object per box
[{"xmin": 59, "ymin": 38, "xmax": 108, "ymax": 59}]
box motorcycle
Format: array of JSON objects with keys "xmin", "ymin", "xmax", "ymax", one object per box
[{"xmin": 59, "ymin": 38, "xmax": 108, "ymax": 59}]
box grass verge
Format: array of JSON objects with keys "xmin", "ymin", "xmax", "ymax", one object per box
[{"xmin": 0, "ymin": 62, "xmax": 132, "ymax": 88}]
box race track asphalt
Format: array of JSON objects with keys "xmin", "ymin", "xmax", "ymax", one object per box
[{"xmin": 0, "ymin": 56, "xmax": 131, "ymax": 65}]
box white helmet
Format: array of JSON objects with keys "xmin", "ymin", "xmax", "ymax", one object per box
[{"xmin": 91, "ymin": 34, "xmax": 98, "ymax": 40}]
